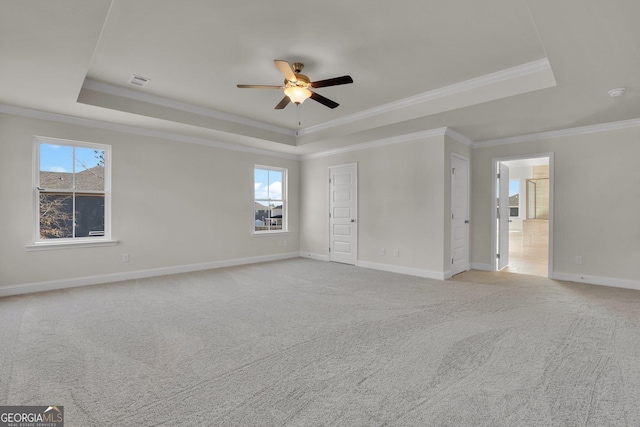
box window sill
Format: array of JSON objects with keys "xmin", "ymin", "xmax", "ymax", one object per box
[
  {"xmin": 252, "ymin": 231, "xmax": 290, "ymax": 237},
  {"xmin": 25, "ymin": 239, "xmax": 118, "ymax": 252}
]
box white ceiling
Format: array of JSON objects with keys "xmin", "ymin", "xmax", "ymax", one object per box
[{"xmin": 1, "ymin": 0, "xmax": 639, "ymax": 156}]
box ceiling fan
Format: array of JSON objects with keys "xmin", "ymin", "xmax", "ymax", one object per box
[{"xmin": 237, "ymin": 60, "xmax": 353, "ymax": 109}]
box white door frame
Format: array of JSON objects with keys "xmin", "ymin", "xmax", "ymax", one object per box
[
  {"xmin": 497, "ymin": 162, "xmax": 510, "ymax": 270},
  {"xmin": 328, "ymin": 162, "xmax": 358, "ymax": 265},
  {"xmin": 450, "ymin": 153, "xmax": 470, "ymax": 276},
  {"xmin": 491, "ymin": 153, "xmax": 554, "ymax": 277}
]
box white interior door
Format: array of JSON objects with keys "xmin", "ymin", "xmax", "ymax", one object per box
[
  {"xmin": 451, "ymin": 155, "xmax": 469, "ymax": 276},
  {"xmin": 498, "ymin": 162, "xmax": 510, "ymax": 270},
  {"xmin": 329, "ymin": 163, "xmax": 357, "ymax": 265}
]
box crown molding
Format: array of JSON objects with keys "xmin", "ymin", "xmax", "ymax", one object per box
[
  {"xmin": 301, "ymin": 127, "xmax": 448, "ymax": 160},
  {"xmin": 82, "ymin": 79, "xmax": 296, "ymax": 137},
  {"xmin": 445, "ymin": 128, "xmax": 474, "ymax": 147},
  {"xmin": 0, "ymin": 104, "xmax": 299, "ymax": 160},
  {"xmin": 474, "ymin": 117, "xmax": 640, "ymax": 148},
  {"xmin": 79, "ymin": 59, "xmax": 552, "ymax": 149},
  {"xmin": 297, "ymin": 58, "xmax": 552, "ymax": 137}
]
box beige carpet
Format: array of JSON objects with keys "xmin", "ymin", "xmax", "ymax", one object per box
[{"xmin": 1, "ymin": 259, "xmax": 639, "ymax": 426}]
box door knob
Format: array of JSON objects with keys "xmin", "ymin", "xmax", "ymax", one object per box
[
  {"xmin": 465, "ymin": 220, "xmax": 469, "ymax": 224},
  {"xmin": 350, "ymin": 219, "xmax": 355, "ymax": 222}
]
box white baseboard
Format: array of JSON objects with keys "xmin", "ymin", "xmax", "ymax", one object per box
[
  {"xmin": 471, "ymin": 262, "xmax": 494, "ymax": 271},
  {"xmin": 0, "ymin": 252, "xmax": 300, "ymax": 298},
  {"xmin": 467, "ymin": 264, "xmax": 640, "ymax": 293},
  {"xmin": 552, "ymin": 272, "xmax": 640, "ymax": 292},
  {"xmin": 298, "ymin": 252, "xmax": 329, "ymax": 262},
  {"xmin": 357, "ymin": 260, "xmax": 446, "ymax": 280}
]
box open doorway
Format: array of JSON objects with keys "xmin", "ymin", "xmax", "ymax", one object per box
[{"xmin": 494, "ymin": 155, "xmax": 552, "ymax": 277}]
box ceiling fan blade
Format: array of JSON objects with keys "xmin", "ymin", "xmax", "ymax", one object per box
[
  {"xmin": 274, "ymin": 96, "xmax": 291, "ymax": 110},
  {"xmin": 274, "ymin": 60, "xmax": 296, "ymax": 82},
  {"xmin": 311, "ymin": 75, "xmax": 354, "ymax": 88},
  {"xmin": 310, "ymin": 91, "xmax": 339, "ymax": 109},
  {"xmin": 237, "ymin": 84, "xmax": 283, "ymax": 89}
]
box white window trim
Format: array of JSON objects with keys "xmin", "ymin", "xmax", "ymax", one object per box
[
  {"xmin": 253, "ymin": 165, "xmax": 288, "ymax": 235},
  {"xmin": 251, "ymin": 231, "xmax": 291, "ymax": 236},
  {"xmin": 30, "ymin": 136, "xmax": 115, "ymax": 249},
  {"xmin": 26, "ymin": 239, "xmax": 118, "ymax": 251}
]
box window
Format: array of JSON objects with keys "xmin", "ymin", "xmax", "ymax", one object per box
[
  {"xmin": 35, "ymin": 137, "xmax": 111, "ymax": 243},
  {"xmin": 509, "ymin": 179, "xmax": 520, "ymax": 217},
  {"xmin": 254, "ymin": 166, "xmax": 287, "ymax": 233}
]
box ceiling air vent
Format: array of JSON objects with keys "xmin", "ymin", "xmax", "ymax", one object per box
[{"xmin": 128, "ymin": 74, "xmax": 151, "ymax": 87}]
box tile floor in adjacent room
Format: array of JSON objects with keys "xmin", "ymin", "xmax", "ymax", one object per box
[{"xmin": 504, "ymin": 219, "xmax": 549, "ymax": 277}]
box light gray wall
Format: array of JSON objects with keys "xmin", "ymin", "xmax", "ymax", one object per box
[
  {"xmin": 0, "ymin": 113, "xmax": 300, "ymax": 288},
  {"xmin": 5, "ymin": 109, "xmax": 637, "ymax": 291},
  {"xmin": 470, "ymin": 126, "xmax": 640, "ymax": 282},
  {"xmin": 301, "ymin": 134, "xmax": 455, "ymax": 276}
]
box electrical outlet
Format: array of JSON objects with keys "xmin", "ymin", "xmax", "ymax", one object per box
[
  {"xmin": 380, "ymin": 248, "xmax": 386, "ymax": 256},
  {"xmin": 575, "ymin": 255, "xmax": 582, "ymax": 265},
  {"xmin": 122, "ymin": 253, "xmax": 130, "ymax": 263}
]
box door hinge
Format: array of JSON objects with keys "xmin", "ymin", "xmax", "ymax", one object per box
[
  {"xmin": 452, "ymin": 213, "xmax": 454, "ymax": 219},
  {"xmin": 329, "ymin": 178, "xmax": 332, "ymax": 183},
  {"xmin": 329, "ymin": 247, "xmax": 331, "ymax": 252},
  {"xmin": 452, "ymin": 168, "xmax": 455, "ymax": 175},
  {"xmin": 496, "ymin": 253, "xmax": 500, "ymax": 259},
  {"xmin": 452, "ymin": 258, "xmax": 454, "ymax": 264},
  {"xmin": 497, "ymin": 173, "xmax": 501, "ymax": 179},
  {"xmin": 329, "ymin": 212, "xmax": 331, "ymax": 218}
]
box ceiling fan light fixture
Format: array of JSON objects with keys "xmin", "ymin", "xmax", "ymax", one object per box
[{"xmin": 284, "ymin": 86, "xmax": 312, "ymax": 104}]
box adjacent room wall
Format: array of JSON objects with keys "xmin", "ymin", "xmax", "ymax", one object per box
[
  {"xmin": 0, "ymin": 113, "xmax": 300, "ymax": 292},
  {"xmin": 470, "ymin": 126, "xmax": 640, "ymax": 289}
]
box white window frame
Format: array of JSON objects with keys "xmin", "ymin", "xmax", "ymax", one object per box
[
  {"xmin": 27, "ymin": 136, "xmax": 115, "ymax": 250},
  {"xmin": 253, "ymin": 165, "xmax": 288, "ymax": 234}
]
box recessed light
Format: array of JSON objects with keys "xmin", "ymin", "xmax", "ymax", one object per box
[{"xmin": 608, "ymin": 87, "xmax": 626, "ymax": 97}]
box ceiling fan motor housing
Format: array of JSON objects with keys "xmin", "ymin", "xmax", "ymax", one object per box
[{"xmin": 287, "ymin": 74, "xmax": 310, "ymax": 88}]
